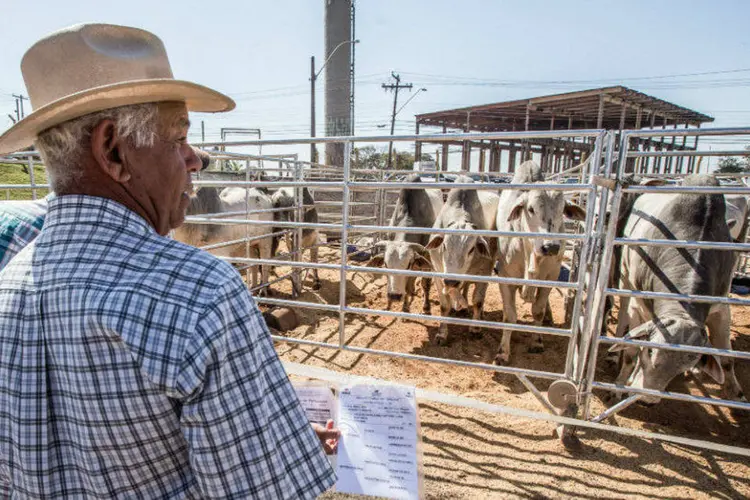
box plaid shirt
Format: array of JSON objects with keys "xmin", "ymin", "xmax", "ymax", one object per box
[
  {"xmin": 0, "ymin": 195, "xmax": 334, "ymax": 499},
  {"xmin": 0, "ymin": 198, "xmax": 49, "ymax": 271}
]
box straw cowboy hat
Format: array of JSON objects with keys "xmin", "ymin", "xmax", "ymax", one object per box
[{"xmin": 0, "ymin": 23, "xmax": 235, "ymax": 156}]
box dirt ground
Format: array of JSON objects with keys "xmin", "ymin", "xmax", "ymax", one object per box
[{"xmin": 255, "ymin": 246, "xmax": 750, "ymax": 499}]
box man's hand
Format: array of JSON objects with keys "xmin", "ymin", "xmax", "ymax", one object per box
[{"xmin": 311, "ymin": 419, "xmax": 340, "ymax": 455}]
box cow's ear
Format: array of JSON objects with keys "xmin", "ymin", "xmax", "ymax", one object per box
[
  {"xmin": 564, "ymin": 202, "xmax": 587, "ymax": 221},
  {"xmin": 425, "ymin": 235, "xmax": 444, "ymax": 250},
  {"xmin": 475, "ymin": 237, "xmax": 492, "ymax": 258},
  {"xmin": 699, "ymin": 355, "xmax": 726, "ymax": 385},
  {"xmin": 410, "ymin": 254, "xmax": 432, "ymax": 271},
  {"xmin": 367, "ymin": 255, "xmax": 385, "ymax": 267},
  {"xmin": 508, "ymin": 200, "xmax": 525, "ymax": 221}
]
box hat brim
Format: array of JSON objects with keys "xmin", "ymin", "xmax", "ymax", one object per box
[{"xmin": 0, "ymin": 79, "xmax": 235, "ymax": 155}]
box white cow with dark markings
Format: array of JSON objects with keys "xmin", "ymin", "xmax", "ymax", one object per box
[
  {"xmin": 367, "ymin": 175, "xmax": 443, "ymax": 313},
  {"xmin": 609, "ymin": 174, "xmax": 746, "ymax": 405},
  {"xmin": 271, "ymin": 187, "xmax": 321, "ymax": 293}
]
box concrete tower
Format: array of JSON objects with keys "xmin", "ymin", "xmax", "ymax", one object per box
[{"xmin": 324, "ymin": 0, "xmax": 353, "ymax": 167}]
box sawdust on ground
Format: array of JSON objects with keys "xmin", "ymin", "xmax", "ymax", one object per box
[{"xmin": 253, "ymin": 246, "xmax": 750, "ymax": 499}]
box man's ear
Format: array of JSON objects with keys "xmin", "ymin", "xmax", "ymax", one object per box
[{"xmin": 90, "ymin": 119, "xmax": 131, "ymax": 183}]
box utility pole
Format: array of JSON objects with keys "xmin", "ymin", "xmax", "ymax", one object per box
[
  {"xmin": 12, "ymin": 94, "xmax": 28, "ymax": 119},
  {"xmin": 201, "ymin": 120, "xmax": 205, "ymax": 142},
  {"xmin": 382, "ymin": 72, "xmax": 412, "ymax": 169},
  {"xmin": 12, "ymin": 96, "xmax": 20, "ymax": 122}
]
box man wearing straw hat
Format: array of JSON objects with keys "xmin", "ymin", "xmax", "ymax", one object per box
[
  {"xmin": 0, "ymin": 148, "xmax": 211, "ymax": 272},
  {"xmin": 0, "ymin": 24, "xmax": 337, "ymax": 498}
]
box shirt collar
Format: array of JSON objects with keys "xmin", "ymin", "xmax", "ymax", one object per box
[{"xmin": 43, "ymin": 195, "xmax": 156, "ymax": 236}]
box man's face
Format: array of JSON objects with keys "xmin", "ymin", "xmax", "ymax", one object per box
[{"xmin": 123, "ymin": 102, "xmax": 200, "ymax": 235}]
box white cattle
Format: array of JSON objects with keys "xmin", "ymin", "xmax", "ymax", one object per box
[
  {"xmin": 271, "ymin": 187, "xmax": 321, "ymax": 293},
  {"xmin": 173, "ymin": 186, "xmax": 275, "ymax": 295},
  {"xmin": 610, "ymin": 174, "xmax": 745, "ymax": 405},
  {"xmin": 425, "ymin": 176, "xmax": 499, "ymax": 344},
  {"xmin": 724, "ymin": 194, "xmax": 749, "ymax": 242},
  {"xmin": 494, "ymin": 161, "xmax": 586, "ymax": 366},
  {"xmin": 367, "ymin": 175, "xmax": 444, "ymax": 313}
]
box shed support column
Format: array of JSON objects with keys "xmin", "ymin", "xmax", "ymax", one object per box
[
  {"xmin": 478, "ymin": 141, "xmax": 486, "ymax": 173},
  {"xmin": 643, "ymin": 112, "xmax": 656, "ymax": 174},
  {"xmin": 489, "ymin": 141, "xmax": 502, "ymax": 173},
  {"xmin": 677, "ymin": 124, "xmax": 689, "ymax": 173},
  {"xmin": 655, "ymin": 116, "xmax": 668, "ymax": 174},
  {"xmin": 665, "ymin": 123, "xmax": 678, "ymax": 174},
  {"xmin": 462, "ymin": 112, "xmax": 471, "ymax": 171},
  {"xmin": 631, "ymin": 107, "xmax": 643, "ymax": 173},
  {"xmin": 693, "ymin": 125, "xmax": 702, "ymax": 173},
  {"xmin": 441, "ymin": 123, "xmax": 449, "ymax": 171},
  {"xmin": 509, "ymin": 144, "xmax": 517, "ymax": 173}
]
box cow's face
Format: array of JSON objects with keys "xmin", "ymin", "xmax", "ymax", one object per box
[
  {"xmin": 367, "ymin": 242, "xmax": 431, "ymax": 300},
  {"xmin": 609, "ymin": 317, "xmax": 724, "ymax": 404},
  {"xmin": 508, "ymin": 190, "xmax": 585, "ymax": 257},
  {"xmin": 425, "ymin": 228, "xmax": 492, "ymax": 310}
]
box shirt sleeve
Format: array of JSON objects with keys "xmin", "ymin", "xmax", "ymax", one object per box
[{"xmin": 176, "ymin": 274, "xmax": 335, "ymax": 499}]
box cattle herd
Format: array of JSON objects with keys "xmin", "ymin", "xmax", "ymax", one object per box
[{"xmin": 175, "ymin": 157, "xmax": 749, "ymax": 410}]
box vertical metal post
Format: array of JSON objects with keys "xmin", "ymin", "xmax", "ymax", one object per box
[
  {"xmin": 581, "ymin": 131, "xmax": 629, "ymax": 420},
  {"xmin": 310, "ymin": 56, "xmax": 317, "ymax": 164},
  {"xmin": 27, "ymin": 155, "xmax": 36, "ymax": 200},
  {"xmin": 201, "ymin": 121, "xmax": 205, "ymax": 143},
  {"xmin": 339, "ymin": 141, "xmax": 353, "ymax": 347},
  {"xmin": 294, "ymin": 160, "xmax": 304, "ymax": 295},
  {"xmin": 244, "ymin": 159, "xmax": 253, "ymax": 288},
  {"xmin": 376, "ymin": 168, "xmax": 386, "ymax": 242},
  {"xmin": 563, "ymin": 132, "xmax": 604, "ymax": 380}
]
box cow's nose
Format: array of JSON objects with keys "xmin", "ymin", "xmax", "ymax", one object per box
[
  {"xmin": 444, "ymin": 280, "xmax": 460, "ymax": 288},
  {"xmin": 387, "ymin": 293, "xmax": 403, "ymax": 301},
  {"xmin": 541, "ymin": 243, "xmax": 561, "ymax": 256}
]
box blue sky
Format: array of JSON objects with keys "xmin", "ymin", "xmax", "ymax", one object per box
[{"xmin": 1, "ymin": 0, "xmax": 750, "ymax": 164}]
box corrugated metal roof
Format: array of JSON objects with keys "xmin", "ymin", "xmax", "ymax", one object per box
[{"xmin": 416, "ymin": 86, "xmax": 714, "ymax": 132}]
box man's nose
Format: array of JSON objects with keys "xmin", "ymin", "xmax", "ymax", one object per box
[{"xmin": 184, "ymin": 145, "xmax": 201, "ymax": 173}]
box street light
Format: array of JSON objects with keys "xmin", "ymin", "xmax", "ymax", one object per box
[{"xmin": 310, "ymin": 39, "xmax": 359, "ymax": 163}]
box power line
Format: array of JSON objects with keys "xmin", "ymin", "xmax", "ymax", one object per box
[{"xmin": 401, "ymin": 67, "xmax": 750, "ymax": 85}]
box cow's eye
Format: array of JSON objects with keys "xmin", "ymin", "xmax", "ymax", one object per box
[
  {"xmin": 528, "ymin": 207, "xmax": 535, "ymax": 215},
  {"xmin": 468, "ymin": 247, "xmax": 474, "ymax": 255}
]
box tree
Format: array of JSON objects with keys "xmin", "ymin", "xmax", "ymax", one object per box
[
  {"xmin": 351, "ymin": 145, "xmax": 432, "ymax": 171},
  {"xmin": 716, "ymin": 157, "xmax": 746, "ymax": 173}
]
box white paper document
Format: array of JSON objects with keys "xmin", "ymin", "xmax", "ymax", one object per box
[
  {"xmin": 293, "ymin": 383, "xmax": 336, "ymax": 425},
  {"xmin": 335, "ymin": 384, "xmax": 421, "ymax": 500}
]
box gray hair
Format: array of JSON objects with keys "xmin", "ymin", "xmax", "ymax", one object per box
[{"xmin": 35, "ymin": 103, "xmax": 160, "ymax": 192}]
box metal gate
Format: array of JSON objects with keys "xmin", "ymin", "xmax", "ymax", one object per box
[{"xmin": 2, "ymin": 127, "xmax": 750, "ymax": 457}]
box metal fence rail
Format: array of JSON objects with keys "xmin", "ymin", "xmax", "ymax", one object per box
[
  {"xmin": 580, "ymin": 127, "xmax": 750, "ymax": 428},
  {"xmin": 4, "ymin": 127, "xmax": 750, "ymax": 457}
]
